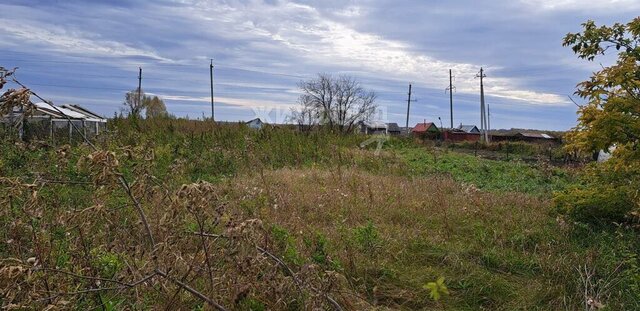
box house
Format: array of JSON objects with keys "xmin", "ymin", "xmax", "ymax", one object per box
[
  {"xmin": 597, "ymin": 145, "xmax": 616, "ymax": 162},
  {"xmin": 245, "ymin": 118, "xmax": 264, "ymax": 129},
  {"xmin": 514, "ymin": 132, "xmax": 557, "ymax": 142},
  {"xmin": 491, "ymin": 132, "xmax": 558, "ymax": 143},
  {"xmin": 358, "ymin": 121, "xmax": 387, "ymax": 135},
  {"xmin": 457, "ymin": 124, "xmax": 480, "ymax": 133},
  {"xmin": 443, "ymin": 129, "xmax": 480, "ymax": 142},
  {"xmin": 411, "ymin": 122, "xmax": 439, "ymax": 135},
  {"xmin": 386, "ymin": 123, "xmax": 402, "ymax": 135},
  {"xmin": 441, "ymin": 124, "xmax": 481, "ymax": 142}
]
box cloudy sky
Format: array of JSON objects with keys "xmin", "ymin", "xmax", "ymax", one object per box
[{"xmin": 1, "ymin": 0, "xmax": 637, "ymax": 130}]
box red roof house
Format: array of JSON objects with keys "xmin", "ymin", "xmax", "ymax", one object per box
[{"xmin": 411, "ymin": 122, "xmax": 439, "ymax": 134}]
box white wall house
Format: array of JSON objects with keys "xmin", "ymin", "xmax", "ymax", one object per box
[{"xmin": 245, "ymin": 118, "xmax": 264, "ymax": 130}]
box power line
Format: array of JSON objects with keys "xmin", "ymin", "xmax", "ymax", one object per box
[{"xmin": 487, "ymin": 104, "xmax": 491, "ymax": 140}]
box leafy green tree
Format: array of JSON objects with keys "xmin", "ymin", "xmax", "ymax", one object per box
[
  {"xmin": 123, "ymin": 89, "xmax": 168, "ymax": 119},
  {"xmin": 144, "ymin": 95, "xmax": 168, "ymax": 118},
  {"xmin": 556, "ymin": 18, "xmax": 640, "ymax": 223}
]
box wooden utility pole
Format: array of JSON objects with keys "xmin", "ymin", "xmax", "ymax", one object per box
[
  {"xmin": 406, "ymin": 84, "xmax": 411, "ymax": 132},
  {"xmin": 137, "ymin": 67, "xmax": 142, "ymax": 110},
  {"xmin": 405, "ymin": 84, "xmax": 417, "ymax": 133},
  {"xmin": 446, "ymin": 69, "xmax": 455, "ymax": 129},
  {"xmin": 476, "ymin": 67, "xmax": 487, "ymax": 142},
  {"xmin": 210, "ymin": 59, "xmax": 215, "ymax": 122},
  {"xmin": 487, "ymin": 104, "xmax": 491, "ymax": 142}
]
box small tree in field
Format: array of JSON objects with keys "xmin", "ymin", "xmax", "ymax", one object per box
[
  {"xmin": 288, "ymin": 103, "xmax": 318, "ymax": 132},
  {"xmin": 144, "ymin": 95, "xmax": 168, "ymax": 118},
  {"xmin": 123, "ymin": 89, "xmax": 168, "ymax": 118},
  {"xmin": 295, "ymin": 74, "xmax": 377, "ymax": 133},
  {"xmin": 123, "ymin": 88, "xmax": 146, "ymax": 117},
  {"xmin": 555, "ymin": 18, "xmax": 640, "ymax": 223}
]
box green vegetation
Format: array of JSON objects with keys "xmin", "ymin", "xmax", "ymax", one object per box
[
  {"xmin": 558, "ymin": 17, "xmax": 640, "ymax": 224},
  {"xmin": 0, "ymin": 117, "xmax": 638, "ymax": 310},
  {"xmin": 424, "ymin": 277, "xmax": 449, "ymax": 301},
  {"xmin": 446, "ymin": 140, "xmax": 571, "ymax": 163},
  {"xmin": 395, "ymin": 145, "xmax": 571, "ymax": 194}
]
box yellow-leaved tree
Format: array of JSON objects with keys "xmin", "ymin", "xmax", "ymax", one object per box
[{"xmin": 555, "ymin": 18, "xmax": 640, "ymax": 224}]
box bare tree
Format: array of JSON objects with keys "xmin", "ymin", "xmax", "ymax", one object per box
[
  {"xmin": 296, "ymin": 74, "xmax": 377, "ymax": 133},
  {"xmin": 123, "ymin": 88, "xmax": 146, "ymax": 117},
  {"xmin": 288, "ymin": 102, "xmax": 318, "ymax": 132}
]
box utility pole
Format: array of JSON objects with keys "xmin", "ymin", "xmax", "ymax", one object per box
[
  {"xmin": 137, "ymin": 67, "xmax": 143, "ymax": 111},
  {"xmin": 487, "ymin": 104, "xmax": 491, "ymax": 143},
  {"xmin": 405, "ymin": 84, "xmax": 417, "ymax": 133},
  {"xmin": 476, "ymin": 67, "xmax": 487, "ymax": 142},
  {"xmin": 446, "ymin": 69, "xmax": 455, "ymax": 129},
  {"xmin": 210, "ymin": 59, "xmax": 215, "ymax": 122}
]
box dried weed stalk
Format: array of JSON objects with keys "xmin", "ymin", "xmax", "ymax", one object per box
[{"xmin": 0, "ymin": 146, "xmax": 345, "ymax": 310}]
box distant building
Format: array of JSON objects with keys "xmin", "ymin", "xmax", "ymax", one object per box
[
  {"xmin": 457, "ymin": 124, "xmax": 480, "ymax": 133},
  {"xmin": 1, "ymin": 102, "xmax": 107, "ymax": 140},
  {"xmin": 245, "ymin": 118, "xmax": 264, "ymax": 129},
  {"xmin": 358, "ymin": 120, "xmax": 387, "ymax": 135},
  {"xmin": 597, "ymin": 145, "xmax": 616, "ymax": 162},
  {"xmin": 411, "ymin": 122, "xmax": 439, "ymax": 135},
  {"xmin": 443, "ymin": 130, "xmax": 480, "ymax": 142},
  {"xmin": 514, "ymin": 132, "xmax": 555, "ymax": 139},
  {"xmin": 491, "ymin": 132, "xmax": 558, "ymax": 143},
  {"xmin": 386, "ymin": 123, "xmax": 402, "ymax": 135},
  {"xmin": 514, "ymin": 132, "xmax": 556, "ymax": 141}
]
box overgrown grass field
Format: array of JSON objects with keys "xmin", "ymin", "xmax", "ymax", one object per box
[{"xmin": 0, "ymin": 118, "xmax": 638, "ymax": 310}]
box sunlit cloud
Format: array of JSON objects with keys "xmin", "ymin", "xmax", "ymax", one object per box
[
  {"xmin": 0, "ymin": 21, "xmax": 171, "ymax": 62},
  {"xmin": 176, "ymin": 0, "xmax": 568, "ymax": 105},
  {"xmin": 520, "ymin": 0, "xmax": 640, "ymax": 11},
  {"xmin": 148, "ymin": 93, "xmax": 294, "ymax": 110}
]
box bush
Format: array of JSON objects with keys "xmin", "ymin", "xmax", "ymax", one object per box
[
  {"xmin": 554, "ymin": 148, "xmax": 639, "ymax": 224},
  {"xmin": 352, "ymin": 220, "xmax": 381, "ymax": 253},
  {"xmin": 555, "ymin": 185, "xmax": 633, "ymax": 224}
]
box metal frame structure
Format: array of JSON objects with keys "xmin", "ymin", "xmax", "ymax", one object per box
[{"xmin": 0, "ymin": 102, "xmax": 107, "ymax": 140}]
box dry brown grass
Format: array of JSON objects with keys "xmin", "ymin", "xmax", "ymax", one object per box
[
  {"xmin": 0, "ymin": 152, "xmax": 582, "ymax": 310},
  {"xmin": 234, "ymin": 167, "xmax": 549, "ymax": 243},
  {"xmin": 223, "ymin": 168, "xmax": 577, "ymax": 309}
]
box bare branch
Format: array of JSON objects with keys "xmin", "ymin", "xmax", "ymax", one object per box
[{"xmin": 155, "ymin": 269, "xmax": 227, "ymax": 311}]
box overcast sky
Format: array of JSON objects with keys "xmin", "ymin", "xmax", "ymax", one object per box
[{"xmin": 1, "ymin": 0, "xmax": 637, "ymax": 130}]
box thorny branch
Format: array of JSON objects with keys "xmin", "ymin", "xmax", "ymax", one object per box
[
  {"xmin": 194, "ymin": 232, "xmax": 345, "ymax": 311},
  {"xmin": 35, "ymin": 272, "xmax": 159, "ymax": 302},
  {"xmin": 155, "ymin": 269, "xmax": 227, "ymax": 311}
]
